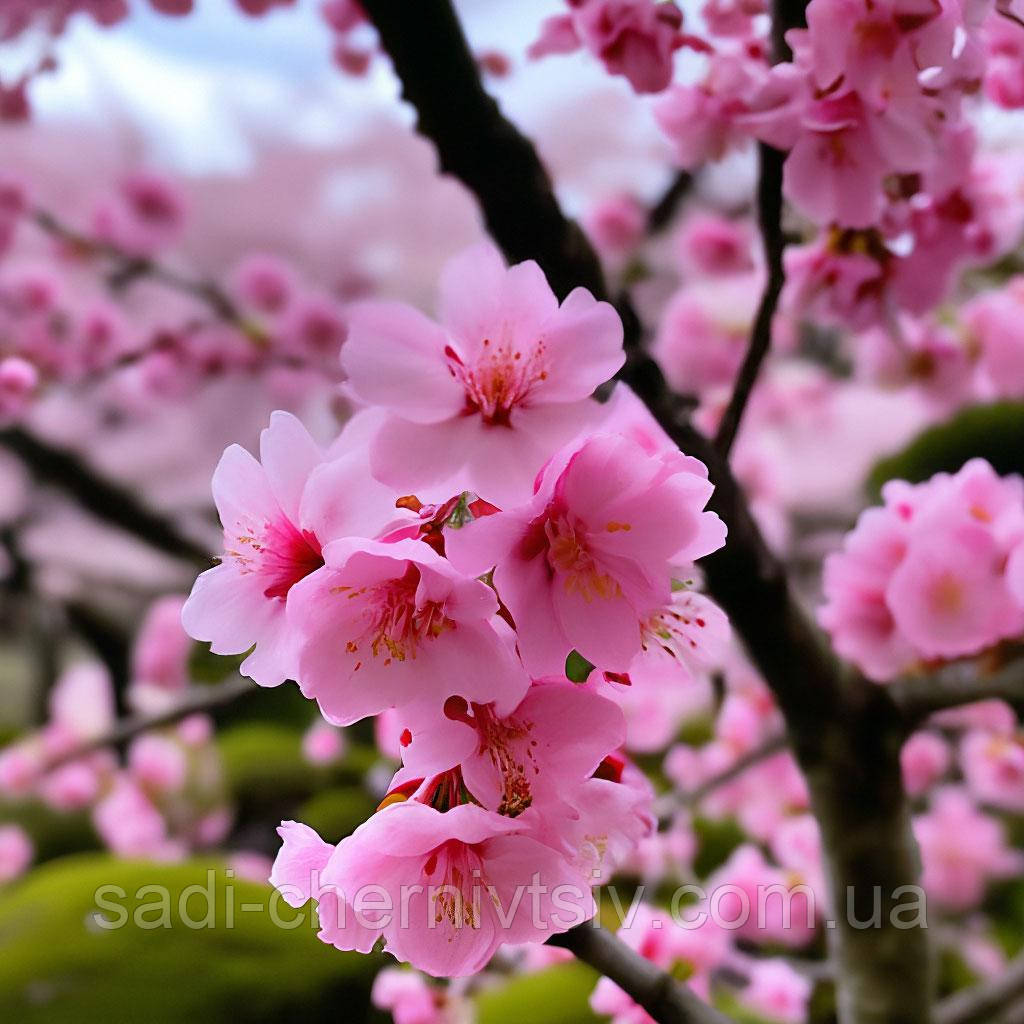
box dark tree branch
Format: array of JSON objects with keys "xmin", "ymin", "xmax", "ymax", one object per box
[
  {"xmin": 548, "ymin": 924, "xmax": 736, "ymax": 1024},
  {"xmin": 40, "ymin": 675, "xmax": 254, "ymax": 773},
  {"xmin": 647, "ymin": 171, "xmax": 695, "ymax": 235},
  {"xmin": 712, "ymin": 142, "xmax": 785, "ymax": 457},
  {"xmin": 0, "ymin": 426, "xmax": 212, "ymax": 567},
  {"xmin": 711, "ymin": 0, "xmax": 798, "ymax": 458},
  {"xmin": 360, "ymin": 0, "xmax": 606, "ymax": 303},
  {"xmin": 890, "ymin": 656, "xmax": 1024, "ymax": 729},
  {"xmin": 360, "ymin": 3, "xmax": 930, "ymax": 1021},
  {"xmin": 934, "ymin": 951, "xmax": 1024, "ymax": 1024}
]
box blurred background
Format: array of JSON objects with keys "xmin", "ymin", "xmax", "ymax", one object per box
[{"xmin": 2, "ymin": 2, "xmax": 1024, "ymax": 1023}]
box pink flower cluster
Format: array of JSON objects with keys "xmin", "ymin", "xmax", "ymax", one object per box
[
  {"xmin": 529, "ymin": 0, "xmax": 696, "ymax": 94},
  {"xmin": 820, "ymin": 459, "xmax": 1024, "ymax": 680},
  {"xmin": 181, "ymin": 243, "xmax": 729, "ymax": 975},
  {"xmin": 651, "ymin": 0, "xmax": 1019, "ymax": 327}
]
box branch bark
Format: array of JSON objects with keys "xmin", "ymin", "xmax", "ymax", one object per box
[{"xmin": 548, "ymin": 924, "xmax": 737, "ymax": 1024}]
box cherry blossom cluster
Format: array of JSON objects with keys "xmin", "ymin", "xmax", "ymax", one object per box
[
  {"xmin": 178, "ymin": 241, "xmax": 731, "ymax": 975},
  {"xmin": 639, "ymin": 0, "xmax": 1024, "ymax": 330},
  {"xmin": 820, "ymin": 458, "xmax": 1024, "ymax": 680},
  {"xmin": 529, "ymin": 0, "xmax": 706, "ymax": 94},
  {"xmin": 0, "ymin": 596, "xmax": 231, "ymax": 862},
  {"xmin": 0, "ymin": 171, "xmax": 348, "ymax": 422}
]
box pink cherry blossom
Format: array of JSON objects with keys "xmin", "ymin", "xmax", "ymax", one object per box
[
  {"xmin": 914, "ymin": 786, "xmax": 1023, "ymax": 910},
  {"xmin": 288, "ymin": 537, "xmax": 530, "ymax": 725},
  {"xmin": 530, "ymin": 1, "xmax": 689, "ymax": 94},
  {"xmin": 271, "ymin": 802, "xmax": 594, "ymax": 976},
  {"xmin": 0, "ymin": 824, "xmax": 32, "ymax": 883},
  {"xmin": 740, "ymin": 958, "xmax": 812, "ymax": 1024},
  {"xmin": 92, "ymin": 776, "xmax": 183, "ymax": 861},
  {"xmin": 130, "ymin": 594, "xmax": 191, "ymax": 698},
  {"xmin": 447, "ymin": 432, "xmax": 726, "ymax": 677},
  {"xmin": 960, "ymin": 729, "xmax": 1024, "ymax": 812},
  {"xmin": 182, "ymin": 412, "xmax": 397, "ymax": 686},
  {"xmin": 301, "ymin": 720, "xmax": 347, "ymax": 765},
  {"xmin": 676, "ymin": 213, "xmax": 756, "ymax": 278},
  {"xmin": 707, "ymin": 844, "xmax": 818, "ymax": 947},
  {"xmin": 342, "ymin": 242, "xmax": 624, "ymax": 506},
  {"xmin": 128, "ymin": 733, "xmax": 188, "ymax": 793},
  {"xmin": 92, "ymin": 171, "xmax": 187, "ymax": 256},
  {"xmin": 590, "ymin": 904, "xmax": 731, "ymax": 1017},
  {"xmin": 653, "ymin": 274, "xmax": 763, "ymax": 395},
  {"xmin": 573, "ymin": 0, "xmax": 687, "ymax": 94},
  {"xmin": 370, "ymin": 968, "xmax": 447, "ymax": 1024},
  {"xmin": 230, "ymin": 252, "xmax": 297, "ymax": 314},
  {"xmin": 583, "ymin": 193, "xmax": 646, "ymax": 257},
  {"xmin": 901, "ymin": 731, "xmax": 950, "ymax": 797},
  {"xmin": 820, "ymin": 459, "xmax": 1024, "ymax": 679},
  {"xmin": 396, "ymin": 679, "xmax": 626, "ymax": 817}
]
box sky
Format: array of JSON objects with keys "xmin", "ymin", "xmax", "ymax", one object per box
[{"xmin": 16, "ymin": 0, "xmax": 602, "ymax": 174}]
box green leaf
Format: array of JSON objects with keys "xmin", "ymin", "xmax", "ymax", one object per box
[
  {"xmin": 0, "ymin": 854, "xmax": 382, "ymax": 1023},
  {"xmin": 476, "ymin": 961, "xmax": 600, "ymax": 1024},
  {"xmin": 867, "ymin": 402, "xmax": 1024, "ymax": 498},
  {"xmin": 565, "ymin": 651, "xmax": 596, "ymax": 683}
]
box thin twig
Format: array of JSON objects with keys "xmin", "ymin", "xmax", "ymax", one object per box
[
  {"xmin": 712, "ymin": 142, "xmax": 786, "ymax": 457},
  {"xmin": 548, "ymin": 924, "xmax": 737, "ymax": 1024},
  {"xmin": 647, "ymin": 171, "xmax": 695, "ymax": 235},
  {"xmin": 934, "ymin": 951, "xmax": 1024, "ymax": 1024},
  {"xmin": 684, "ymin": 732, "xmax": 788, "ymax": 806},
  {"xmin": 40, "ymin": 674, "xmax": 254, "ymax": 773},
  {"xmin": 31, "ymin": 208, "xmax": 246, "ymax": 328}
]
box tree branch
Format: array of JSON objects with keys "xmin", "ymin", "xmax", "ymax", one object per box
[
  {"xmin": 360, "ymin": 3, "xmax": 930, "ymax": 1021},
  {"xmin": 360, "ymin": 0, "xmax": 606, "ymax": 303},
  {"xmin": 710, "ymin": 0, "xmax": 806, "ymax": 457},
  {"xmin": 890, "ymin": 656, "xmax": 1024, "ymax": 729},
  {"xmin": 0, "ymin": 426, "xmax": 212, "ymax": 567},
  {"xmin": 40, "ymin": 674, "xmax": 254, "ymax": 772},
  {"xmin": 548, "ymin": 924, "xmax": 736, "ymax": 1024},
  {"xmin": 712, "ymin": 142, "xmax": 785, "ymax": 457},
  {"xmin": 647, "ymin": 171, "xmax": 695, "ymax": 235},
  {"xmin": 934, "ymin": 952, "xmax": 1024, "ymax": 1024},
  {"xmin": 683, "ymin": 731, "xmax": 788, "ymax": 806}
]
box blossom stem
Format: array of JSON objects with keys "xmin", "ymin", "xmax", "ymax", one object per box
[{"xmin": 548, "ymin": 923, "xmax": 737, "ymax": 1024}]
